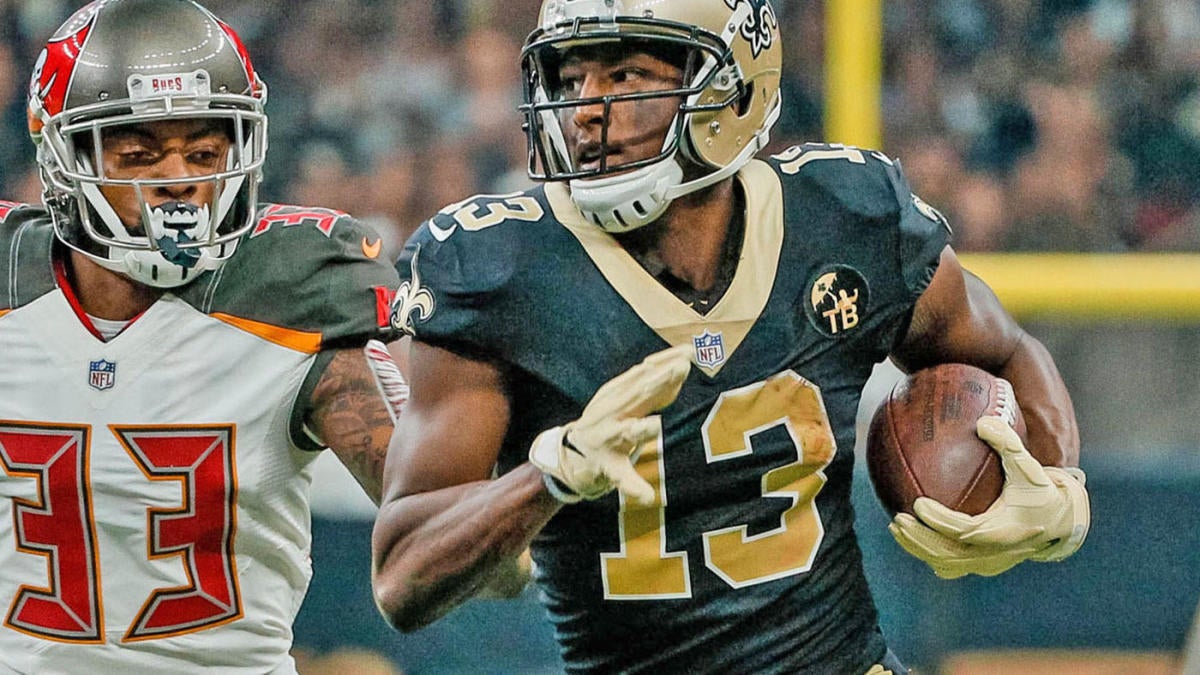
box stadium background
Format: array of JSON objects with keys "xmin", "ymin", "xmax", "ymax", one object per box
[{"xmin": 2, "ymin": 0, "xmax": 1198, "ymax": 672}]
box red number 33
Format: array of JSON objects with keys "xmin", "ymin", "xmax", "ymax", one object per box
[{"xmin": 0, "ymin": 422, "xmax": 241, "ymax": 643}]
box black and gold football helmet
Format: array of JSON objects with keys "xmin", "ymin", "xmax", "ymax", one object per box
[{"xmin": 520, "ymin": 0, "xmax": 782, "ymax": 232}]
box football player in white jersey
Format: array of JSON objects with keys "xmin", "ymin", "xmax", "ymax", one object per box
[{"xmin": 0, "ymin": 1, "xmax": 410, "ymax": 673}]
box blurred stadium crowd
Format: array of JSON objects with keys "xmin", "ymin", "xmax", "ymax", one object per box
[{"xmin": 1, "ymin": 0, "xmax": 1199, "ymax": 256}]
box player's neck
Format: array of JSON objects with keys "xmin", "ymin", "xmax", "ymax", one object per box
[
  {"xmin": 619, "ymin": 178, "xmax": 738, "ymax": 294},
  {"xmin": 65, "ymin": 250, "xmax": 161, "ymax": 320}
]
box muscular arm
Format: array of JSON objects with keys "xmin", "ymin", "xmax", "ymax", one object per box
[
  {"xmin": 371, "ymin": 340, "xmax": 561, "ymax": 632},
  {"xmin": 307, "ymin": 347, "xmax": 398, "ymax": 504},
  {"xmin": 891, "ymin": 247, "xmax": 1080, "ymax": 467}
]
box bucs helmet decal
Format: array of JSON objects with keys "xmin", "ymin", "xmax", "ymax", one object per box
[
  {"xmin": 215, "ymin": 17, "xmax": 266, "ymax": 100},
  {"xmin": 27, "ymin": 14, "xmax": 95, "ymax": 141}
]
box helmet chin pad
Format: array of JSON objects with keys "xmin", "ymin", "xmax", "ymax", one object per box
[
  {"xmin": 70, "ymin": 187, "xmax": 242, "ymax": 288},
  {"xmin": 102, "ymin": 245, "xmax": 232, "ymax": 288},
  {"xmin": 565, "ymin": 127, "xmax": 767, "ymax": 233},
  {"xmin": 568, "ymin": 156, "xmax": 684, "ymax": 232}
]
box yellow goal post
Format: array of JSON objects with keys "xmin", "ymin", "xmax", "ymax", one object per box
[{"xmin": 960, "ymin": 254, "xmax": 1200, "ymax": 322}]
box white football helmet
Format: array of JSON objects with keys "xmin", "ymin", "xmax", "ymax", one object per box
[
  {"xmin": 520, "ymin": 0, "xmax": 782, "ymax": 232},
  {"xmin": 28, "ymin": 0, "xmax": 268, "ymax": 288}
]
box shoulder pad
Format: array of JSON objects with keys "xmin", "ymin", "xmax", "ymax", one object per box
[
  {"xmin": 185, "ymin": 203, "xmax": 401, "ymax": 349},
  {"xmin": 765, "ymin": 143, "xmax": 906, "ymax": 219},
  {"xmin": 402, "ymin": 189, "xmax": 549, "ymax": 291},
  {"xmin": 0, "ymin": 203, "xmax": 56, "ymax": 312},
  {"xmin": 393, "ymin": 188, "xmax": 551, "ymax": 340},
  {"xmin": 766, "ymin": 145, "xmax": 950, "ymax": 295},
  {"xmin": 422, "ymin": 189, "xmax": 550, "ymax": 243}
]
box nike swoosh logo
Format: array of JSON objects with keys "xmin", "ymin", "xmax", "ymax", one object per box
[
  {"xmin": 429, "ymin": 221, "xmax": 458, "ymax": 242},
  {"xmin": 361, "ymin": 238, "xmax": 382, "ymax": 259}
]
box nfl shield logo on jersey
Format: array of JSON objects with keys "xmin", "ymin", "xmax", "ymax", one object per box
[
  {"xmin": 89, "ymin": 359, "xmax": 116, "ymax": 391},
  {"xmin": 693, "ymin": 330, "xmax": 726, "ymax": 369}
]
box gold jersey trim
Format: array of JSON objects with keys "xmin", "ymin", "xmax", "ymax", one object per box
[{"xmin": 547, "ymin": 159, "xmax": 783, "ymax": 376}]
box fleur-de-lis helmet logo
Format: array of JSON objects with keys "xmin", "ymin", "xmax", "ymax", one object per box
[{"xmin": 723, "ymin": 0, "xmax": 778, "ymax": 58}]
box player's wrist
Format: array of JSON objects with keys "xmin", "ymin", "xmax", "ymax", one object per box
[
  {"xmin": 528, "ymin": 425, "xmax": 583, "ymax": 504},
  {"xmin": 1033, "ymin": 466, "xmax": 1090, "ymax": 562},
  {"xmin": 541, "ymin": 473, "xmax": 583, "ymax": 504}
]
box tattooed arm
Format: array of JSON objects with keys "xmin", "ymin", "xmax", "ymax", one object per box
[{"xmin": 306, "ymin": 347, "xmax": 398, "ymax": 505}]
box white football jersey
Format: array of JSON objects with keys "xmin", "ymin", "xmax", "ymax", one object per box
[{"xmin": 0, "ymin": 204, "xmax": 399, "ymax": 674}]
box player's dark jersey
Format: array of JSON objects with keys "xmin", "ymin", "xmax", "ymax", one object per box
[{"xmin": 395, "ymin": 145, "xmax": 949, "ymax": 674}]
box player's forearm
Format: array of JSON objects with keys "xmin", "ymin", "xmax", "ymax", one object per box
[
  {"xmin": 997, "ymin": 331, "xmax": 1080, "ymax": 467},
  {"xmin": 371, "ymin": 462, "xmax": 559, "ymax": 631},
  {"xmin": 309, "ymin": 348, "xmax": 398, "ymax": 505}
]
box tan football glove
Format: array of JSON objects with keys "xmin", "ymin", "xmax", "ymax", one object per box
[
  {"xmin": 529, "ymin": 344, "xmax": 692, "ymax": 506},
  {"xmin": 888, "ymin": 415, "xmax": 1090, "ymax": 579}
]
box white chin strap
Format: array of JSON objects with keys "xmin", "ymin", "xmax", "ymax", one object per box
[
  {"xmin": 110, "ymin": 244, "xmax": 230, "ymax": 288},
  {"xmin": 567, "ymin": 130, "xmax": 770, "ymax": 233},
  {"xmin": 567, "ymin": 159, "xmax": 683, "ymax": 232},
  {"xmin": 122, "ymin": 199, "xmax": 233, "ymax": 288},
  {"xmin": 80, "ymin": 181, "xmax": 235, "ymax": 288}
]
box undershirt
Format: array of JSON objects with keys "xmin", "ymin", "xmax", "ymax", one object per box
[{"xmin": 87, "ymin": 314, "xmax": 131, "ymax": 341}]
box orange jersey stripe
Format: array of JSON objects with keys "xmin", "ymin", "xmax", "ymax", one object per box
[{"xmin": 211, "ymin": 313, "xmax": 322, "ymax": 354}]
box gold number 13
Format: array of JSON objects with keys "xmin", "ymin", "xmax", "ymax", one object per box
[{"xmin": 601, "ymin": 371, "xmax": 836, "ymax": 599}]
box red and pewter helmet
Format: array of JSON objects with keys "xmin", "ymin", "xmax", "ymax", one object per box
[
  {"xmin": 28, "ymin": 0, "xmax": 268, "ymax": 288},
  {"xmin": 520, "ymin": 0, "xmax": 782, "ymax": 232}
]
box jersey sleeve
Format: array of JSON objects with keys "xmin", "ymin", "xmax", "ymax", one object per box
[
  {"xmin": 193, "ymin": 205, "xmax": 402, "ymax": 450},
  {"xmin": 197, "ymin": 205, "xmax": 401, "ymax": 349},
  {"xmin": 886, "ymin": 158, "xmax": 952, "ymax": 300},
  {"xmin": 876, "ymin": 156, "xmax": 952, "ymax": 351},
  {"xmin": 391, "ymin": 194, "xmax": 532, "ymax": 359},
  {"xmin": 0, "ymin": 203, "xmax": 57, "ymax": 312},
  {"xmin": 767, "ymin": 144, "xmax": 951, "ymax": 355}
]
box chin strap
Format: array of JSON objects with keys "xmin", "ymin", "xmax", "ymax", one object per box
[
  {"xmin": 568, "ymin": 95, "xmax": 779, "ymax": 233},
  {"xmin": 567, "ymin": 160, "xmax": 682, "ymax": 232},
  {"xmin": 112, "ymin": 246, "xmax": 228, "ymax": 288}
]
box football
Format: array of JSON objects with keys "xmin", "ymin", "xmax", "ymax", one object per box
[{"xmin": 866, "ymin": 363, "xmax": 1027, "ymax": 517}]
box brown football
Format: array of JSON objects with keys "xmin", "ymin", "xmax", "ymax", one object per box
[{"xmin": 866, "ymin": 363, "xmax": 1027, "ymax": 517}]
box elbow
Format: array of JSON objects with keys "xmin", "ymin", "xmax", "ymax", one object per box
[
  {"xmin": 371, "ymin": 536, "xmax": 428, "ymax": 632},
  {"xmin": 371, "ymin": 544, "xmax": 453, "ymax": 633},
  {"xmin": 372, "ymin": 577, "xmax": 432, "ymax": 633}
]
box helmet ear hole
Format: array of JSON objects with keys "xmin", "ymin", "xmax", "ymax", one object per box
[{"xmin": 735, "ymin": 83, "xmax": 754, "ymax": 118}]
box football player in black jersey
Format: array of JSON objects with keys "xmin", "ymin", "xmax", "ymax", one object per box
[{"xmin": 373, "ymin": 1, "xmax": 1089, "ymax": 672}]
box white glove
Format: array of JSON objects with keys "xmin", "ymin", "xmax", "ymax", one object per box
[
  {"xmin": 529, "ymin": 344, "xmax": 692, "ymax": 506},
  {"xmin": 889, "ymin": 415, "xmax": 1090, "ymax": 579}
]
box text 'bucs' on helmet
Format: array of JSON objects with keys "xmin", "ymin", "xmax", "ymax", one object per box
[
  {"xmin": 28, "ymin": 0, "xmax": 268, "ymax": 288},
  {"xmin": 520, "ymin": 0, "xmax": 782, "ymax": 232}
]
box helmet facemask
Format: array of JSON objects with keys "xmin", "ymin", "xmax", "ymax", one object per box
[
  {"xmin": 520, "ymin": 1, "xmax": 782, "ymax": 232},
  {"xmin": 38, "ymin": 85, "xmax": 267, "ymax": 288}
]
